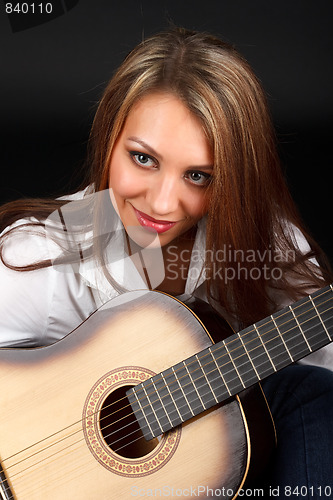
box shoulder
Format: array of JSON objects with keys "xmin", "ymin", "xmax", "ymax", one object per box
[
  {"xmin": 0, "ymin": 227, "xmax": 98, "ymax": 346},
  {"xmin": 0, "ymin": 214, "xmax": 60, "ymax": 343},
  {"xmin": 0, "ymin": 234, "xmax": 56, "ymax": 346},
  {"xmin": 0, "ymin": 216, "xmax": 62, "ymax": 271},
  {"xmin": 0, "ymin": 186, "xmax": 94, "ymax": 263},
  {"xmin": 0, "ymin": 188, "xmax": 97, "ymax": 346}
]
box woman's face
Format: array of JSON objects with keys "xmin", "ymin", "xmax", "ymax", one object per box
[{"xmin": 109, "ymin": 92, "xmax": 213, "ymax": 248}]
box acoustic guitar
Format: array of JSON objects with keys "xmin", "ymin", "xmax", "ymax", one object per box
[{"xmin": 0, "ymin": 285, "xmax": 332, "ymax": 499}]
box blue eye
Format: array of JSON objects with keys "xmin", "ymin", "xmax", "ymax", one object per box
[{"xmin": 130, "ymin": 152, "xmax": 156, "ymax": 168}]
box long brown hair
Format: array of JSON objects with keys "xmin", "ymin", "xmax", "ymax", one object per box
[{"xmin": 1, "ymin": 28, "xmax": 331, "ymax": 326}]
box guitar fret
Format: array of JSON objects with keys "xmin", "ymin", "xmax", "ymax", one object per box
[
  {"xmin": 223, "ymin": 341, "xmax": 245, "ymax": 389},
  {"xmin": 294, "ymin": 291, "xmax": 333, "ymax": 351},
  {"xmin": 171, "ymin": 366, "xmax": 195, "ymax": 417},
  {"xmin": 218, "ymin": 334, "xmax": 259, "ymax": 387},
  {"xmin": 273, "ymin": 308, "xmax": 309, "ymax": 360},
  {"xmin": 201, "ymin": 349, "xmax": 230, "ymax": 400},
  {"xmin": 170, "ymin": 362, "xmax": 200, "ymax": 419},
  {"xmin": 289, "ymin": 304, "xmax": 312, "ymax": 352},
  {"xmin": 153, "ymin": 367, "xmax": 193, "ymax": 426},
  {"xmin": 161, "ymin": 372, "xmax": 184, "ymax": 423},
  {"xmin": 254, "ymin": 324, "xmax": 277, "ymax": 372},
  {"xmin": 195, "ymin": 355, "xmax": 218, "ymax": 404},
  {"xmin": 131, "ymin": 389, "xmax": 155, "ymax": 440},
  {"xmin": 236, "ymin": 326, "xmax": 273, "ymax": 379},
  {"xmin": 253, "ymin": 314, "xmax": 293, "ymax": 372},
  {"xmin": 139, "ymin": 373, "xmax": 181, "ymax": 436},
  {"xmin": 127, "ymin": 284, "xmax": 333, "ymax": 441},
  {"xmin": 151, "ymin": 378, "xmax": 173, "ymax": 428},
  {"xmin": 212, "ymin": 342, "xmax": 241, "ymax": 393},
  {"xmin": 208, "ymin": 347, "xmax": 232, "ymax": 396},
  {"xmin": 237, "ymin": 331, "xmax": 261, "ymax": 380},
  {"xmin": 183, "ymin": 361, "xmax": 207, "ymax": 411},
  {"xmin": 310, "ymin": 295, "xmax": 332, "ymax": 342},
  {"xmin": 317, "ymin": 286, "xmax": 333, "ymax": 339},
  {"xmin": 270, "ymin": 314, "xmax": 294, "ymax": 362},
  {"xmin": 141, "ymin": 384, "xmax": 164, "ymax": 436}
]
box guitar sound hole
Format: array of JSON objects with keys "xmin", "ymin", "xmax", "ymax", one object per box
[{"xmin": 100, "ymin": 385, "xmax": 161, "ymax": 459}]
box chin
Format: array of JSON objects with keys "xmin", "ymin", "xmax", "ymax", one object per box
[{"xmin": 125, "ymin": 225, "xmax": 162, "ymax": 249}]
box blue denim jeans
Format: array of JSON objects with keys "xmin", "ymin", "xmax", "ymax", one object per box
[{"xmin": 259, "ymin": 365, "xmax": 333, "ymax": 499}]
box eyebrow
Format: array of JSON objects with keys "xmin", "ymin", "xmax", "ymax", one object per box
[
  {"xmin": 127, "ymin": 136, "xmax": 162, "ymax": 160},
  {"xmin": 126, "ymin": 135, "xmax": 214, "ymax": 171}
]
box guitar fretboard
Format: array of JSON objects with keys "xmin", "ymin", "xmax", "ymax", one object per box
[{"xmin": 127, "ymin": 285, "xmax": 333, "ymax": 440}]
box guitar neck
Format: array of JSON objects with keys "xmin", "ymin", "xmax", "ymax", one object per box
[{"xmin": 127, "ymin": 285, "xmax": 333, "ymax": 440}]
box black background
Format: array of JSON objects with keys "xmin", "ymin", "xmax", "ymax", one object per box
[{"xmin": 1, "ymin": 0, "xmax": 332, "ymax": 259}]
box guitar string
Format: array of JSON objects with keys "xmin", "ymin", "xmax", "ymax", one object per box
[
  {"xmin": 0, "ymin": 399, "xmax": 142, "ymax": 476},
  {"xmin": 7, "ymin": 289, "xmax": 330, "ymax": 459},
  {"xmin": 0, "ymin": 437, "xmax": 96, "ymax": 499},
  {"xmin": 128, "ymin": 287, "xmax": 333, "ymax": 401},
  {"xmin": 2, "ymin": 288, "xmax": 333, "ymax": 459},
  {"xmin": 105, "ymin": 289, "xmax": 333, "ymax": 431},
  {"xmin": 1, "ymin": 312, "xmax": 330, "ymax": 496},
  {"xmin": 1, "ymin": 417, "xmax": 162, "ymax": 500},
  {"xmin": 5, "ymin": 288, "xmax": 326, "ymax": 494},
  {"xmin": 1, "ymin": 288, "xmax": 332, "ymax": 486},
  {"xmin": 3, "ymin": 292, "xmax": 327, "ymax": 480},
  {"xmin": 2, "ymin": 288, "xmax": 332, "ymax": 474},
  {"xmin": 3, "ymin": 287, "xmax": 332, "ymax": 466},
  {"xmin": 101, "ymin": 286, "xmax": 333, "ymax": 415},
  {"xmin": 2, "ymin": 304, "xmax": 332, "ymax": 499},
  {"xmin": 2, "ymin": 290, "xmax": 332, "ymax": 496},
  {"xmin": 116, "ymin": 303, "xmax": 333, "ymax": 434},
  {"xmin": 2, "ymin": 304, "xmax": 332, "ymax": 488},
  {"xmin": 73, "ymin": 286, "xmax": 333, "ymax": 442}
]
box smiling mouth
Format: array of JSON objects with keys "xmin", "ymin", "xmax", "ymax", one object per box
[{"xmin": 133, "ymin": 207, "xmax": 177, "ymax": 234}]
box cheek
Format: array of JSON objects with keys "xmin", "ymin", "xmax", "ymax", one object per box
[
  {"xmin": 109, "ymin": 159, "xmax": 141, "ymax": 200},
  {"xmin": 183, "ymin": 191, "xmax": 209, "ymax": 220}
]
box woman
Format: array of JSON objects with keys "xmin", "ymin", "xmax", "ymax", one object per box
[{"xmin": 1, "ymin": 28, "xmax": 332, "ymax": 496}]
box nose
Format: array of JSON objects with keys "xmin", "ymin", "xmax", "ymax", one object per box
[{"xmin": 146, "ymin": 172, "xmax": 180, "ymax": 217}]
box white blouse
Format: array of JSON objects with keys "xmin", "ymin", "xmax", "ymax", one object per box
[{"xmin": 0, "ymin": 188, "xmax": 332, "ymax": 370}]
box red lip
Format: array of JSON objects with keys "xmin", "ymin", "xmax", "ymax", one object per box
[{"xmin": 133, "ymin": 208, "xmax": 177, "ymax": 234}]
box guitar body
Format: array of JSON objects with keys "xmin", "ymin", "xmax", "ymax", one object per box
[{"xmin": 0, "ymin": 291, "xmax": 274, "ymax": 499}]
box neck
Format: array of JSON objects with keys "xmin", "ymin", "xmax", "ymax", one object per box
[{"xmin": 128, "ymin": 284, "xmax": 333, "ymax": 440}]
